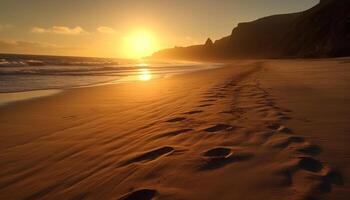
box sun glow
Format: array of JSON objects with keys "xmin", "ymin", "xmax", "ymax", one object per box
[
  {"xmin": 124, "ymin": 30, "xmax": 156, "ymax": 58},
  {"xmin": 138, "ymin": 68, "xmax": 152, "ymax": 81}
]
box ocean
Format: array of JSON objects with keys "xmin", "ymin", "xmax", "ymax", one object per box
[{"xmin": 0, "ymin": 54, "xmax": 223, "ymax": 93}]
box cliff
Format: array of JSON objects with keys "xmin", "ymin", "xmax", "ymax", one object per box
[{"xmin": 152, "ymin": 0, "xmax": 350, "ymax": 60}]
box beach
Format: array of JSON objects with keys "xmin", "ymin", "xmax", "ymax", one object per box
[{"xmin": 0, "ymin": 59, "xmax": 349, "ymax": 200}]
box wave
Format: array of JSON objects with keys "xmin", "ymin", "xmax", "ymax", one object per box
[
  {"xmin": 0, "ymin": 55, "xmax": 123, "ymax": 67},
  {"xmin": 0, "ymin": 54, "xmax": 223, "ymax": 93},
  {"xmin": 0, "ymin": 54, "xmax": 206, "ymax": 76}
]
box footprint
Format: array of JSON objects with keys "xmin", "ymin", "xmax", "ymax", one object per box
[
  {"xmin": 283, "ymin": 109, "xmax": 292, "ymax": 113},
  {"xmin": 256, "ymin": 107, "xmax": 270, "ymax": 113},
  {"xmin": 305, "ymin": 169, "xmax": 344, "ymax": 194},
  {"xmin": 203, "ymin": 147, "xmax": 232, "ymax": 158},
  {"xmin": 266, "ymin": 136, "xmax": 305, "ymax": 148},
  {"xmin": 265, "ymin": 102, "xmax": 277, "ymax": 107},
  {"xmin": 200, "ymin": 148, "xmax": 253, "ymax": 170},
  {"xmin": 266, "ymin": 123, "xmax": 281, "ymax": 130},
  {"xmin": 266, "ymin": 123, "xmax": 292, "ymax": 133},
  {"xmin": 323, "ymin": 169, "xmax": 344, "ymax": 186},
  {"xmin": 119, "ymin": 189, "xmax": 157, "ymax": 200},
  {"xmin": 200, "ymin": 99, "xmax": 216, "ymax": 103},
  {"xmin": 276, "ymin": 126, "xmax": 292, "ymax": 133},
  {"xmin": 296, "ymin": 144, "xmax": 322, "ymax": 156},
  {"xmin": 277, "ymin": 159, "xmax": 343, "ymax": 193},
  {"xmin": 166, "ymin": 117, "xmax": 186, "ymax": 123},
  {"xmin": 183, "ymin": 110, "xmax": 203, "ymax": 115},
  {"xmin": 203, "ymin": 124, "xmax": 234, "ymax": 133},
  {"xmin": 198, "ymin": 104, "xmax": 213, "ymax": 108},
  {"xmin": 278, "ymin": 116, "xmax": 292, "ymax": 121},
  {"xmin": 298, "ymin": 157, "xmax": 323, "ymax": 173},
  {"xmin": 156, "ymin": 129, "xmax": 193, "ymax": 138},
  {"xmin": 122, "ymin": 147, "xmax": 174, "ymax": 166}
]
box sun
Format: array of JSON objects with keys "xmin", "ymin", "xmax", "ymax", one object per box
[{"xmin": 124, "ymin": 30, "xmax": 156, "ymax": 58}]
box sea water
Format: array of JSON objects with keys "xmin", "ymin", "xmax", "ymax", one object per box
[{"xmin": 0, "ymin": 54, "xmax": 223, "ymax": 105}]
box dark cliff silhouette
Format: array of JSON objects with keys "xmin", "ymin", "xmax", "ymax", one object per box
[{"xmin": 152, "ymin": 0, "xmax": 350, "ymax": 60}]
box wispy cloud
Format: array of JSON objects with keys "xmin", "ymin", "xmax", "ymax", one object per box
[
  {"xmin": 0, "ymin": 24, "xmax": 13, "ymax": 31},
  {"xmin": 31, "ymin": 27, "xmax": 48, "ymax": 34},
  {"xmin": 97, "ymin": 26, "xmax": 116, "ymax": 34},
  {"xmin": 31, "ymin": 26, "xmax": 87, "ymax": 35},
  {"xmin": 0, "ymin": 39, "xmax": 82, "ymax": 54}
]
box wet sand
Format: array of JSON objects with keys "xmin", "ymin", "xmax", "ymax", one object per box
[{"xmin": 0, "ymin": 59, "xmax": 348, "ymax": 200}]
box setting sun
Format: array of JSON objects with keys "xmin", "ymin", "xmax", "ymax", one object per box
[{"xmin": 124, "ymin": 30, "xmax": 156, "ymax": 58}]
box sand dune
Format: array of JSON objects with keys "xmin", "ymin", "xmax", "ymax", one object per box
[{"xmin": 0, "ymin": 60, "xmax": 348, "ymax": 199}]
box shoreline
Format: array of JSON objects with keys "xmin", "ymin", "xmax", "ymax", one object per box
[
  {"xmin": 0, "ymin": 62, "xmax": 225, "ymax": 106},
  {"xmin": 0, "ymin": 89, "xmax": 63, "ymax": 106}
]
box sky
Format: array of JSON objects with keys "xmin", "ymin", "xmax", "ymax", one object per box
[{"xmin": 0, "ymin": 0, "xmax": 319, "ymax": 58}]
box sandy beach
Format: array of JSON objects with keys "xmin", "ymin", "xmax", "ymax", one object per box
[{"xmin": 0, "ymin": 59, "xmax": 349, "ymax": 200}]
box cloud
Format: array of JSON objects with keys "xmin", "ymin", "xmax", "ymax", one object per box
[
  {"xmin": 0, "ymin": 24, "xmax": 13, "ymax": 31},
  {"xmin": 31, "ymin": 27, "xmax": 48, "ymax": 33},
  {"xmin": 51, "ymin": 26, "xmax": 86, "ymax": 35},
  {"xmin": 0, "ymin": 39, "xmax": 82, "ymax": 55},
  {"xmin": 31, "ymin": 26, "xmax": 87, "ymax": 35},
  {"xmin": 97, "ymin": 26, "xmax": 116, "ymax": 34},
  {"xmin": 0, "ymin": 40, "xmax": 58, "ymax": 49}
]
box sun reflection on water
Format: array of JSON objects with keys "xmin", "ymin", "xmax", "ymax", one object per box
[{"xmin": 138, "ymin": 68, "xmax": 152, "ymax": 81}]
